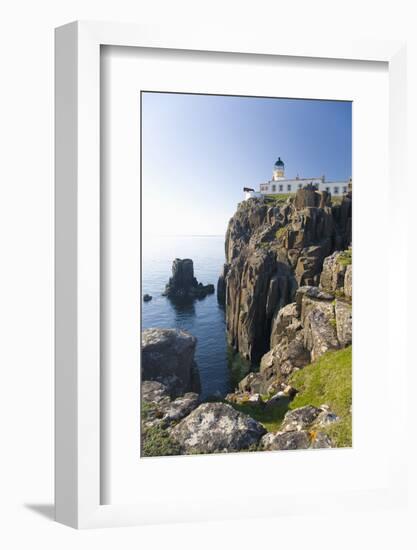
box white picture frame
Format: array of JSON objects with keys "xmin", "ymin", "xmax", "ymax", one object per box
[{"xmin": 55, "ymin": 21, "xmax": 407, "ymax": 529}]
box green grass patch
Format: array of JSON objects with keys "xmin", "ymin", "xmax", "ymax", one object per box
[
  {"xmin": 231, "ymin": 397, "xmax": 291, "ymax": 433},
  {"xmin": 265, "ymin": 193, "xmax": 295, "ymax": 205},
  {"xmin": 289, "ymin": 346, "xmax": 352, "ymax": 447},
  {"xmin": 141, "ymin": 423, "xmax": 181, "ymax": 457}
]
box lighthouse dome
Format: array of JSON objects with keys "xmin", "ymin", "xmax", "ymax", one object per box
[{"xmin": 274, "ymin": 157, "xmax": 284, "ymax": 167}]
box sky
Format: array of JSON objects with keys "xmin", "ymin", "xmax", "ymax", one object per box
[{"xmin": 141, "ymin": 92, "xmax": 352, "ymax": 236}]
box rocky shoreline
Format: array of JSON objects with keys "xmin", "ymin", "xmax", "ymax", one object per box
[{"xmin": 141, "ymin": 188, "xmax": 352, "ymax": 456}]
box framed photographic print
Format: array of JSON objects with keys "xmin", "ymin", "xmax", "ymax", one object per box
[{"xmin": 55, "ymin": 21, "xmax": 408, "ymax": 528}]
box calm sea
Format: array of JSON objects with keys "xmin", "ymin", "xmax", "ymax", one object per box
[{"xmin": 142, "ymin": 235, "xmax": 232, "ymax": 399}]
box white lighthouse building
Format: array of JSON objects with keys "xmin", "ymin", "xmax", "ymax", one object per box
[{"xmin": 244, "ymin": 157, "xmax": 351, "ymax": 200}]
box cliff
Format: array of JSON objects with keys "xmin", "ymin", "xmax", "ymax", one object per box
[{"xmin": 219, "ymin": 186, "xmax": 352, "ymax": 364}]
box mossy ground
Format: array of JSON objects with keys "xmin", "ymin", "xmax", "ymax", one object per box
[
  {"xmin": 141, "ymin": 402, "xmax": 180, "ymax": 457},
  {"xmin": 289, "ymin": 346, "xmax": 352, "ymax": 447},
  {"xmin": 230, "ymin": 346, "xmax": 352, "ymax": 447},
  {"xmin": 337, "ymin": 248, "xmax": 352, "ymax": 267}
]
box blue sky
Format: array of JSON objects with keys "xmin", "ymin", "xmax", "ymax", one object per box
[{"xmin": 142, "ymin": 92, "xmax": 351, "ymax": 236}]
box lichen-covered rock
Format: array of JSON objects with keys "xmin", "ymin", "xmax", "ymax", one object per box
[
  {"xmin": 310, "ymin": 432, "xmax": 333, "ymax": 449},
  {"xmin": 280, "ymin": 405, "xmax": 322, "ymax": 433},
  {"xmin": 261, "ymin": 430, "xmax": 311, "ymax": 450},
  {"xmin": 141, "ymin": 328, "xmax": 201, "ymax": 397},
  {"xmin": 170, "ymin": 402, "xmax": 266, "ymax": 454},
  {"xmin": 142, "ymin": 380, "xmax": 170, "ymax": 405},
  {"xmin": 335, "ymin": 299, "xmax": 352, "ymax": 347},
  {"xmin": 313, "ymin": 408, "xmax": 339, "ymax": 429},
  {"xmin": 142, "ymin": 392, "xmax": 200, "ymax": 429}
]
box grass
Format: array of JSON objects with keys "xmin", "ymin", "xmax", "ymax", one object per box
[
  {"xmin": 141, "ymin": 401, "xmax": 181, "ymax": 456},
  {"xmin": 289, "ymin": 346, "xmax": 352, "ymax": 447},
  {"xmin": 264, "ymin": 193, "xmax": 295, "ymax": 205},
  {"xmin": 229, "ymin": 347, "xmax": 352, "ymax": 446},
  {"xmin": 141, "ymin": 423, "xmax": 181, "ymax": 457},
  {"xmin": 231, "ymin": 397, "xmax": 291, "ymax": 433},
  {"xmin": 337, "ymin": 248, "xmax": 352, "ymax": 267}
]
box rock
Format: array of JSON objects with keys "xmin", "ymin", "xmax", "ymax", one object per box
[
  {"xmin": 310, "ymin": 432, "xmax": 333, "ymax": 449},
  {"xmin": 260, "ymin": 331, "xmax": 311, "ymax": 380},
  {"xmin": 170, "ymin": 402, "xmax": 266, "ymax": 454},
  {"xmin": 163, "ymin": 258, "xmax": 214, "ymax": 299},
  {"xmin": 142, "ymin": 391, "xmax": 200, "ymax": 429},
  {"xmin": 270, "ymin": 302, "xmax": 299, "ymax": 348},
  {"xmin": 261, "ymin": 429, "xmax": 333, "ymax": 450},
  {"xmin": 238, "ymin": 372, "xmax": 268, "ymax": 394},
  {"xmin": 261, "ymin": 430, "xmax": 310, "ymax": 450},
  {"xmin": 280, "ymin": 405, "xmax": 321, "ymax": 432},
  {"xmin": 319, "ymin": 251, "xmax": 348, "ymax": 293},
  {"xmin": 344, "ymin": 264, "xmax": 352, "ymax": 298},
  {"xmin": 142, "ymin": 380, "xmax": 170, "ymax": 404},
  {"xmin": 217, "ymin": 264, "xmax": 229, "ymax": 305},
  {"xmin": 158, "ymin": 393, "xmax": 200, "ymax": 427},
  {"xmin": 297, "ymin": 287, "xmax": 340, "ymax": 361},
  {"xmin": 335, "ymin": 299, "xmax": 352, "ymax": 347},
  {"xmin": 313, "ymin": 409, "xmax": 339, "ymax": 429},
  {"xmin": 141, "ymin": 328, "xmax": 201, "ymax": 397},
  {"xmin": 143, "ymin": 294, "xmax": 152, "ymax": 302}
]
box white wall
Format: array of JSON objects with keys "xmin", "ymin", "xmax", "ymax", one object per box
[{"xmin": 1, "ymin": 1, "xmax": 416, "ymax": 548}]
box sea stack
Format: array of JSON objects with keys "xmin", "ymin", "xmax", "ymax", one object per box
[{"xmin": 163, "ymin": 258, "xmax": 215, "ymax": 299}]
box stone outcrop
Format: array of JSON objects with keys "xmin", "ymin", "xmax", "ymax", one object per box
[
  {"xmin": 163, "ymin": 258, "xmax": 215, "ymax": 299},
  {"xmin": 260, "ymin": 404, "xmax": 337, "ymax": 451},
  {"xmin": 141, "ymin": 328, "xmax": 201, "ymax": 397},
  {"xmin": 170, "ymin": 402, "xmax": 266, "ymax": 454},
  {"xmin": 220, "ymin": 188, "xmax": 352, "ymax": 363},
  {"xmin": 142, "ymin": 381, "xmax": 200, "ymax": 430}
]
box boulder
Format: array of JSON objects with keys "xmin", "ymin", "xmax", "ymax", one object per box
[
  {"xmin": 310, "ymin": 432, "xmax": 333, "ymax": 449},
  {"xmin": 280, "ymin": 405, "xmax": 321, "ymax": 433},
  {"xmin": 143, "ymin": 294, "xmax": 152, "ymax": 302},
  {"xmin": 170, "ymin": 402, "xmax": 266, "ymax": 454},
  {"xmin": 141, "ymin": 328, "xmax": 201, "ymax": 397},
  {"xmin": 142, "ymin": 391, "xmax": 200, "ymax": 429},
  {"xmin": 261, "ymin": 430, "xmax": 310, "ymax": 450}
]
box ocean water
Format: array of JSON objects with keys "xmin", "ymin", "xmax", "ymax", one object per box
[{"xmin": 142, "ymin": 235, "xmax": 232, "ymax": 399}]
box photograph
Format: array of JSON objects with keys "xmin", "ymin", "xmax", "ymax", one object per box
[{"xmin": 140, "ymin": 92, "xmax": 352, "ymax": 457}]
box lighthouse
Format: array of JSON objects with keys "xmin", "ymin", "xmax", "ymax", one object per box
[{"xmin": 272, "ymin": 157, "xmax": 285, "ymax": 181}]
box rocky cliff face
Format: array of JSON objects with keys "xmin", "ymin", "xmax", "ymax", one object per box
[{"xmin": 219, "ymin": 187, "xmax": 352, "ymax": 364}]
